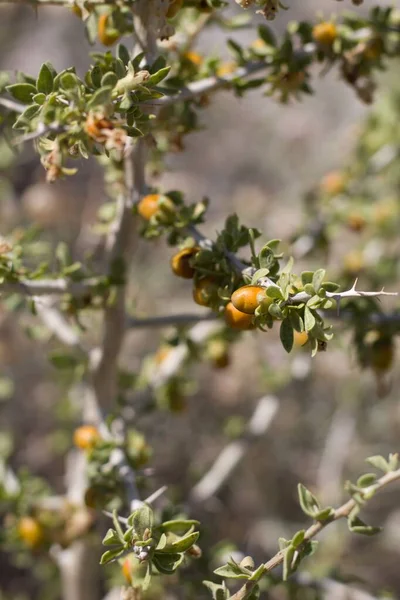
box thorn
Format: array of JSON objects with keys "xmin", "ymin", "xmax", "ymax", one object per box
[
  {"xmin": 144, "ymin": 485, "xmax": 168, "ymax": 505},
  {"xmin": 351, "ymin": 278, "xmax": 358, "ymax": 291},
  {"xmin": 102, "ymin": 510, "xmax": 128, "ymax": 524}
]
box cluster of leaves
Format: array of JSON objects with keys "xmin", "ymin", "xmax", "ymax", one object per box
[
  {"xmin": 1, "ymin": 47, "xmax": 171, "ymax": 180},
  {"xmin": 205, "ymin": 454, "xmax": 399, "ymax": 599},
  {"xmin": 101, "ymin": 505, "xmax": 200, "ymax": 591}
]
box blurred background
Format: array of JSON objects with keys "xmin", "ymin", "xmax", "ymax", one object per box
[{"xmin": 1, "ymin": 1, "xmax": 400, "ymax": 599}]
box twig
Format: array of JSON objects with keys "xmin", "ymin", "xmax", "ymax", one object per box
[
  {"xmin": 0, "ymin": 277, "xmax": 103, "ymax": 297},
  {"xmin": 229, "ymin": 467, "xmax": 400, "ymax": 600},
  {"xmin": 128, "ymin": 311, "xmax": 217, "ymax": 328},
  {"xmin": 317, "ymin": 404, "xmax": 356, "ymax": 505},
  {"xmin": 33, "ymin": 295, "xmax": 87, "ymax": 352},
  {"xmin": 0, "ymin": 97, "xmax": 26, "ymax": 113},
  {"xmin": 189, "ymin": 396, "xmax": 279, "ymax": 504},
  {"xmin": 149, "ymin": 320, "xmax": 223, "ymax": 388}
]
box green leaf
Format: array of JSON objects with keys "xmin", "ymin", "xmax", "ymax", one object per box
[
  {"xmin": 203, "ymin": 581, "xmax": 230, "ymax": 600},
  {"xmin": 12, "ymin": 104, "xmax": 41, "ymax": 130},
  {"xmin": 36, "ymin": 63, "xmax": 54, "ymax": 95},
  {"xmin": 155, "ymin": 519, "xmax": 200, "ymax": 533},
  {"xmin": 304, "ymin": 306, "xmax": 316, "ymax": 332},
  {"xmin": 6, "ymin": 83, "xmax": 37, "ymax": 104},
  {"xmin": 348, "ymin": 515, "xmax": 382, "ymax": 536},
  {"xmin": 102, "ymin": 528, "xmax": 122, "ymax": 546},
  {"xmin": 291, "ymin": 530, "xmax": 305, "ymax": 548},
  {"xmin": 60, "ymin": 72, "xmax": 79, "ymax": 90},
  {"xmin": 131, "ymin": 504, "xmax": 153, "ymax": 539},
  {"xmin": 147, "ymin": 66, "xmax": 171, "ymax": 86},
  {"xmin": 283, "ymin": 546, "xmax": 295, "ymax": 581},
  {"xmin": 320, "ymin": 281, "xmax": 340, "ymax": 293},
  {"xmin": 153, "ymin": 552, "xmax": 184, "ymax": 574},
  {"xmin": 156, "ymin": 531, "xmax": 199, "ymax": 554},
  {"xmin": 266, "ymin": 284, "xmax": 284, "ymax": 300},
  {"xmin": 312, "ymin": 269, "xmax": 325, "ymax": 293},
  {"xmin": 259, "ymin": 245, "xmax": 277, "ymax": 270},
  {"xmin": 365, "ymin": 455, "xmax": 391, "ymax": 473},
  {"xmin": 100, "ymin": 547, "xmax": 124, "ymax": 564},
  {"xmin": 357, "ymin": 473, "xmax": 377, "ymax": 488},
  {"xmin": 301, "ymin": 271, "xmax": 313, "ymax": 285},
  {"xmin": 258, "ymin": 24, "xmax": 277, "ymax": 46},
  {"xmin": 297, "ymin": 483, "xmax": 320, "ymax": 517},
  {"xmin": 101, "ymin": 72, "xmax": 118, "ymax": 88},
  {"xmin": 280, "ymin": 319, "xmax": 294, "ymax": 353},
  {"xmin": 314, "ymin": 507, "xmax": 334, "ymax": 521},
  {"xmin": 214, "ymin": 563, "xmax": 249, "ymax": 580},
  {"xmin": 117, "ymin": 43, "xmax": 131, "ymax": 66},
  {"xmin": 87, "ymin": 86, "xmax": 113, "ymax": 109},
  {"xmin": 49, "ymin": 351, "xmax": 81, "ymax": 370}
]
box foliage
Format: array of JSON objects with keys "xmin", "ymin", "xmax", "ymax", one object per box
[{"xmin": 0, "ymin": 1, "xmax": 400, "ymax": 599}]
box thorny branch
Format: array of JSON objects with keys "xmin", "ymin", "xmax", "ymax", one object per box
[{"xmin": 230, "ymin": 467, "xmax": 400, "ymax": 600}]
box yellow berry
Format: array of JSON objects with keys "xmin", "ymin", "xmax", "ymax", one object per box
[
  {"xmin": 171, "ymin": 247, "xmax": 199, "ymax": 279},
  {"xmin": 224, "ymin": 302, "xmax": 255, "ymax": 330},
  {"xmin": 193, "ymin": 277, "xmax": 218, "ymax": 307},
  {"xmin": 312, "ymin": 22, "xmax": 338, "ymax": 46},
  {"xmin": 18, "ymin": 517, "xmax": 44, "ymax": 548},
  {"xmin": 137, "ymin": 194, "xmax": 175, "ymax": 221},
  {"xmin": 293, "ymin": 330, "xmax": 309, "ymax": 348},
  {"xmin": 73, "ymin": 425, "xmax": 101, "ymax": 451},
  {"xmin": 231, "ymin": 285, "xmax": 267, "ymax": 315}
]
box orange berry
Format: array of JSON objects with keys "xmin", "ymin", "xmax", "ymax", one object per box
[
  {"xmin": 224, "ymin": 302, "xmax": 255, "ymax": 330},
  {"xmin": 166, "ymin": 0, "xmax": 183, "ymax": 18},
  {"xmin": 184, "ymin": 51, "xmax": 203, "ymax": 66},
  {"xmin": 137, "ymin": 194, "xmax": 175, "ymax": 221},
  {"xmin": 231, "ymin": 285, "xmax": 266, "ymax": 315},
  {"xmin": 370, "ymin": 337, "xmax": 394, "ymax": 374},
  {"xmin": 122, "ymin": 557, "xmax": 133, "ymax": 585},
  {"xmin": 320, "ymin": 171, "xmax": 346, "ymax": 196},
  {"xmin": 347, "ymin": 212, "xmax": 366, "ymax": 232},
  {"xmin": 98, "ymin": 14, "xmax": 121, "ymax": 47},
  {"xmin": 312, "ymin": 22, "xmax": 338, "ymax": 46},
  {"xmin": 73, "ymin": 425, "xmax": 101, "ymax": 451},
  {"xmin": 293, "ymin": 330, "xmax": 309, "ymax": 348},
  {"xmin": 171, "ymin": 247, "xmax": 199, "ymax": 279},
  {"xmin": 18, "ymin": 517, "xmax": 44, "ymax": 548},
  {"xmin": 216, "ymin": 62, "xmax": 237, "ymax": 77},
  {"xmin": 193, "ymin": 277, "xmax": 218, "ymax": 307}
]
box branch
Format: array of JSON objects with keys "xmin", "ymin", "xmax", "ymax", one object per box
[
  {"xmin": 128, "ymin": 311, "xmax": 217, "ymax": 328},
  {"xmin": 0, "ymin": 277, "xmax": 103, "ymax": 297},
  {"xmin": 149, "ymin": 320, "xmax": 223, "ymax": 388},
  {"xmin": 189, "ymin": 395, "xmax": 279, "ymax": 504},
  {"xmin": 33, "ymin": 295, "xmax": 87, "ymax": 352},
  {"xmin": 230, "ymin": 467, "xmax": 400, "ymax": 600},
  {"xmin": 0, "ymin": 97, "xmax": 26, "ymax": 113},
  {"xmin": 154, "ymin": 61, "xmax": 270, "ymax": 107}
]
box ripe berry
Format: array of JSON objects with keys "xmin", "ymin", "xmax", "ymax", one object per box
[
  {"xmin": 231, "ymin": 285, "xmax": 266, "ymax": 315},
  {"xmin": 293, "ymin": 330, "xmax": 309, "ymax": 348},
  {"xmin": 320, "ymin": 171, "xmax": 346, "ymax": 196},
  {"xmin": 171, "ymin": 247, "xmax": 199, "ymax": 279},
  {"xmin": 97, "ymin": 14, "xmax": 121, "ymax": 47},
  {"xmin": 122, "ymin": 557, "xmax": 133, "ymax": 585},
  {"xmin": 312, "ymin": 22, "xmax": 338, "ymax": 46},
  {"xmin": 137, "ymin": 194, "xmax": 175, "ymax": 221},
  {"xmin": 18, "ymin": 516, "xmax": 44, "ymax": 548},
  {"xmin": 73, "ymin": 425, "xmax": 101, "ymax": 451},
  {"xmin": 370, "ymin": 336, "xmax": 394, "ymax": 374},
  {"xmin": 193, "ymin": 277, "xmax": 218, "ymax": 306},
  {"xmin": 224, "ymin": 302, "xmax": 255, "ymax": 330}
]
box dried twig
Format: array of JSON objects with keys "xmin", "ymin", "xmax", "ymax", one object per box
[{"xmin": 190, "ymin": 395, "xmax": 279, "ymax": 504}]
